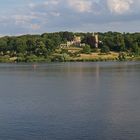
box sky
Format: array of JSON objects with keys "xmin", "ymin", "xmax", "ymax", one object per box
[{"xmin": 0, "ymin": 0, "xmax": 140, "ymax": 35}]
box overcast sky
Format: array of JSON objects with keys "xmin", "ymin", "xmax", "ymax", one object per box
[{"xmin": 0, "ymin": 0, "xmax": 140, "ymax": 35}]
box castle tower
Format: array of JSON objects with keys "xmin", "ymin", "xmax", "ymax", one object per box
[
  {"xmin": 92, "ymin": 33, "xmax": 99, "ymax": 48},
  {"xmin": 73, "ymin": 35, "xmax": 81, "ymax": 46}
]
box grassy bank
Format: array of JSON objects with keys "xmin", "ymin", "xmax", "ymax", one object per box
[{"xmin": 0, "ymin": 51, "xmax": 139, "ymax": 63}]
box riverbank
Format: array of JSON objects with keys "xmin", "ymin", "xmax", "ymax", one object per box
[{"xmin": 0, "ymin": 52, "xmax": 139, "ymax": 63}]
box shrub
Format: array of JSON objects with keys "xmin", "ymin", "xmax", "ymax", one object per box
[
  {"xmin": 101, "ymin": 45, "xmax": 110, "ymax": 53},
  {"xmin": 82, "ymin": 45, "xmax": 91, "ymax": 54}
]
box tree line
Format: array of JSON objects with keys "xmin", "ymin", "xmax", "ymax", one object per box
[{"xmin": 0, "ymin": 31, "xmax": 140, "ymax": 59}]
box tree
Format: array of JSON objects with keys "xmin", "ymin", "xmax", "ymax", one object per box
[
  {"xmin": 35, "ymin": 40, "xmax": 47, "ymax": 56},
  {"xmin": 45, "ymin": 39, "xmax": 55, "ymax": 53},
  {"xmin": 62, "ymin": 32, "xmax": 74, "ymax": 41},
  {"xmin": 101, "ymin": 45, "xmax": 110, "ymax": 53},
  {"xmin": 124, "ymin": 34, "xmax": 133, "ymax": 50},
  {"xmin": 103, "ymin": 36, "xmax": 115, "ymax": 51},
  {"xmin": 82, "ymin": 45, "xmax": 91, "ymax": 54},
  {"xmin": 132, "ymin": 42, "xmax": 140, "ymax": 56},
  {"xmin": 7, "ymin": 37, "xmax": 16, "ymax": 52},
  {"xmin": 83, "ymin": 35, "xmax": 95, "ymax": 48},
  {"xmin": 15, "ymin": 38, "xmax": 27, "ymax": 53},
  {"xmin": 114, "ymin": 35, "xmax": 126, "ymax": 51},
  {"xmin": 26, "ymin": 39, "xmax": 36, "ymax": 53},
  {"xmin": 0, "ymin": 38, "xmax": 8, "ymax": 52}
]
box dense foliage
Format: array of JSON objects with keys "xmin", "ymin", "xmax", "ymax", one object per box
[
  {"xmin": 98, "ymin": 32, "xmax": 140, "ymax": 55},
  {"xmin": 0, "ymin": 31, "xmax": 140, "ymax": 62}
]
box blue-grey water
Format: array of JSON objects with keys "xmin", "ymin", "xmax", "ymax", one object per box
[{"xmin": 0, "ymin": 62, "xmax": 140, "ymax": 140}]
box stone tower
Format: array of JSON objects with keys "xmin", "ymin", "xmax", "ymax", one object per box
[
  {"xmin": 92, "ymin": 33, "xmax": 99, "ymax": 48},
  {"xmin": 73, "ymin": 35, "xmax": 81, "ymax": 46}
]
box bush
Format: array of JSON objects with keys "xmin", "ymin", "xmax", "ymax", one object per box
[
  {"xmin": 101, "ymin": 45, "xmax": 110, "ymax": 53},
  {"xmin": 82, "ymin": 45, "xmax": 91, "ymax": 54},
  {"xmin": 118, "ymin": 52, "xmax": 126, "ymax": 61},
  {"xmin": 61, "ymin": 49, "xmax": 69, "ymax": 54},
  {"xmin": 52, "ymin": 53, "xmax": 70, "ymax": 62}
]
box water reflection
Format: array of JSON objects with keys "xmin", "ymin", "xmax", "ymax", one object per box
[{"xmin": 0, "ymin": 62, "xmax": 139, "ymax": 140}]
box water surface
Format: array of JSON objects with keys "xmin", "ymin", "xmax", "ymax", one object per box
[{"xmin": 0, "ymin": 62, "xmax": 140, "ymax": 140}]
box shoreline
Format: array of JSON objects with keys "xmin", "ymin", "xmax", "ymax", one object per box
[{"xmin": 0, "ymin": 56, "xmax": 139, "ymax": 63}]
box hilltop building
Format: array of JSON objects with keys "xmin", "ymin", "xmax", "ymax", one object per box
[
  {"xmin": 60, "ymin": 35, "xmax": 83, "ymax": 48},
  {"xmin": 60, "ymin": 33, "xmax": 99, "ymax": 49}
]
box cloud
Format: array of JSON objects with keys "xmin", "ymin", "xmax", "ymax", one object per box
[
  {"xmin": 30, "ymin": 24, "xmax": 41, "ymax": 30},
  {"xmin": 13, "ymin": 15, "xmax": 37, "ymax": 25},
  {"xmin": 68, "ymin": 0, "xmax": 93, "ymax": 13},
  {"xmin": 29, "ymin": 0, "xmax": 60, "ymax": 11},
  {"xmin": 0, "ymin": 0, "xmax": 140, "ymax": 35},
  {"xmin": 107, "ymin": 0, "xmax": 133, "ymax": 14}
]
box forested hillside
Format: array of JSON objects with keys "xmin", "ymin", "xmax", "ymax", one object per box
[{"xmin": 0, "ymin": 31, "xmax": 140, "ymax": 62}]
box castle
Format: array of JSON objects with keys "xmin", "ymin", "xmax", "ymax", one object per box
[
  {"xmin": 60, "ymin": 33, "xmax": 99, "ymax": 48},
  {"xmin": 60, "ymin": 35, "xmax": 82, "ymax": 48}
]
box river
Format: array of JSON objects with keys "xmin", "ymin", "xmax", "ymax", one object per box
[{"xmin": 0, "ymin": 62, "xmax": 139, "ymax": 140}]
